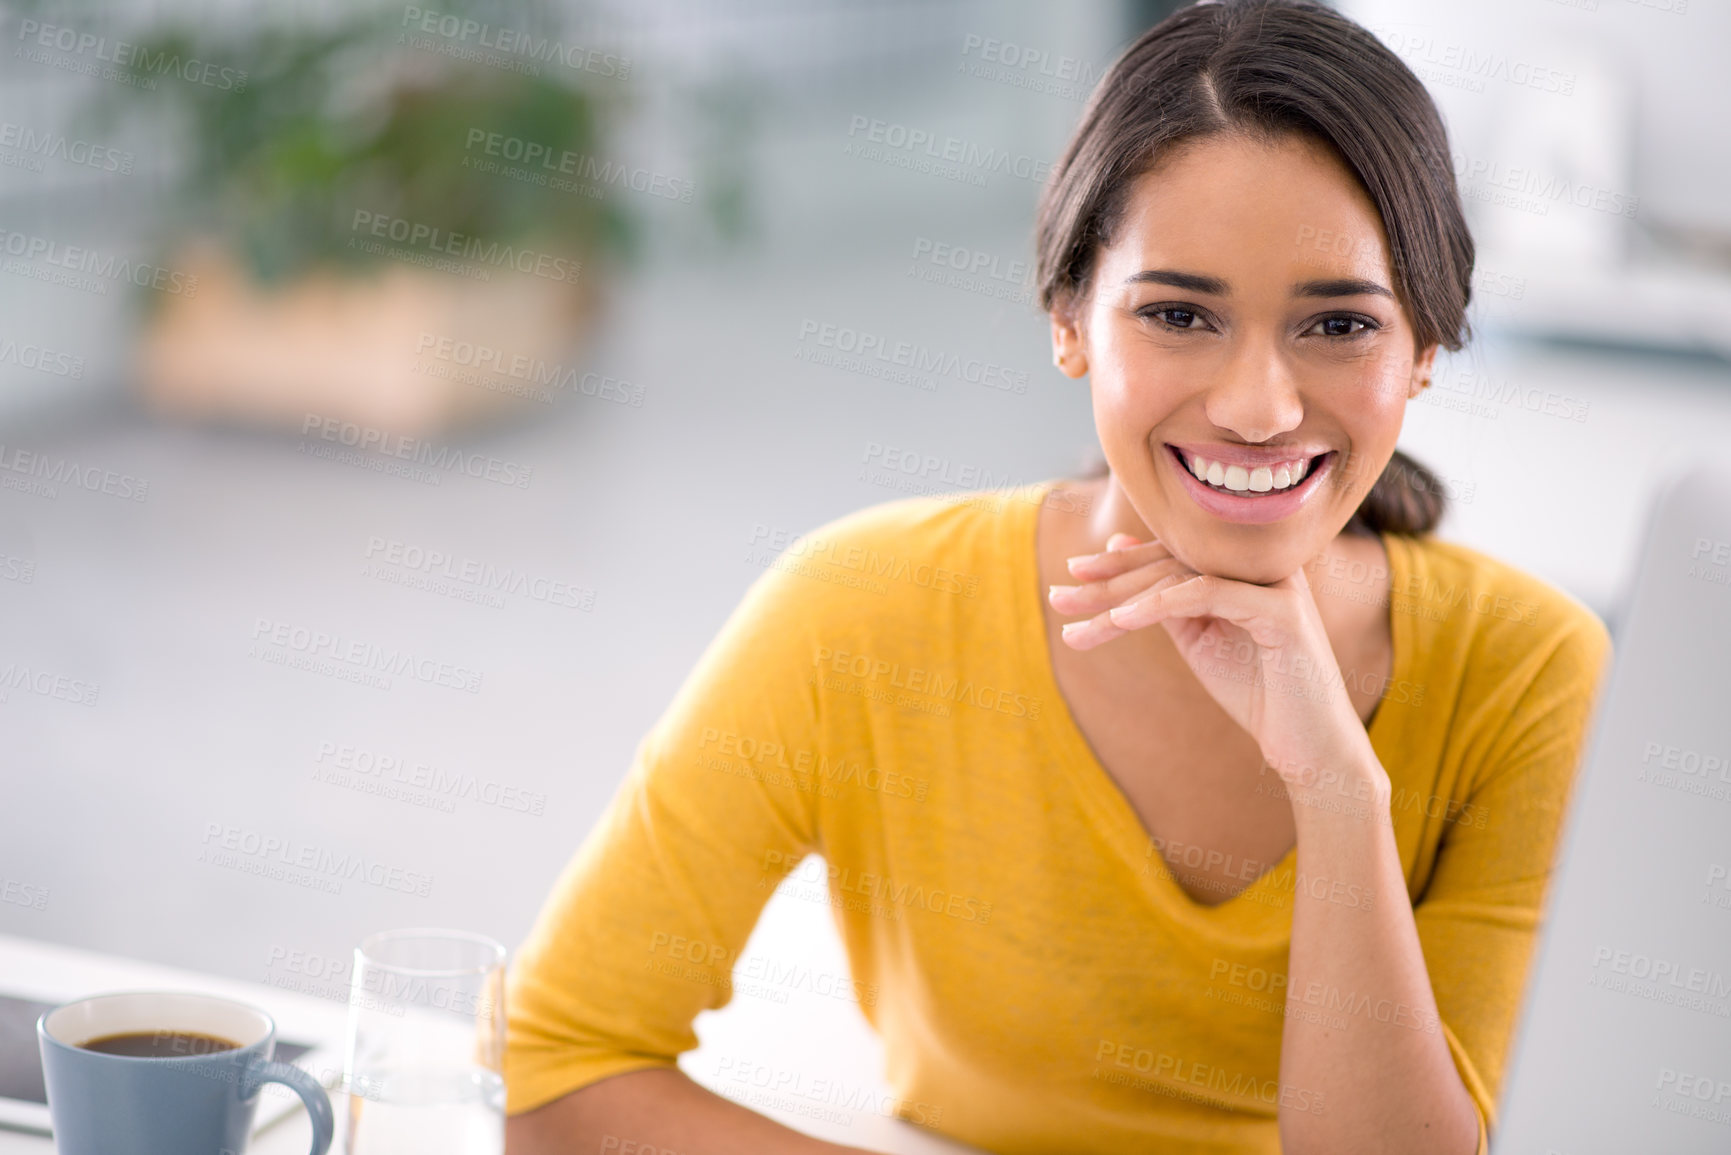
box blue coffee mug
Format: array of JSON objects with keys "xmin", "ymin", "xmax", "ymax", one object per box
[{"xmin": 37, "ymin": 990, "xmax": 333, "ymax": 1155}]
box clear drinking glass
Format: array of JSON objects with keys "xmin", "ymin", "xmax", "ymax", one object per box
[{"xmin": 343, "ymin": 928, "xmax": 507, "ymax": 1155}]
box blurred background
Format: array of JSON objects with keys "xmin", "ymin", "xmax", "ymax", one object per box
[{"xmin": 1, "ymin": 0, "xmax": 1728, "ymax": 1115}]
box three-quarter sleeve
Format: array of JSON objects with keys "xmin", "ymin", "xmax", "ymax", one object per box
[
  {"xmin": 504, "ymin": 561, "xmax": 828, "ymax": 1114},
  {"xmin": 1410, "ymin": 613, "xmax": 1613, "ymax": 1151}
]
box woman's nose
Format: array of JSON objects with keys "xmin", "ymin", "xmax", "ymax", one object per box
[{"xmin": 1201, "ymin": 340, "xmax": 1304, "ymax": 443}]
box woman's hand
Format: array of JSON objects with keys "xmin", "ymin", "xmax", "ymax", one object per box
[{"xmin": 1047, "ymin": 533, "xmax": 1381, "ymax": 789}]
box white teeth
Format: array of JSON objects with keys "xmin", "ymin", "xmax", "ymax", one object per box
[{"xmin": 1180, "ymin": 450, "xmax": 1318, "ymax": 494}]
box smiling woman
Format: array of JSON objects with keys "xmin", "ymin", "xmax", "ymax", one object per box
[
  {"xmin": 502, "ymin": 3, "xmax": 1611, "ymax": 1155},
  {"xmin": 1048, "ymin": 128, "xmax": 1435, "ymax": 580}
]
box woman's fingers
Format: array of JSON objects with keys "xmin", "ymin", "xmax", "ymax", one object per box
[
  {"xmin": 1059, "ymin": 614, "xmax": 1128, "ymax": 652},
  {"xmin": 1057, "ymin": 568, "xmax": 1199, "ymax": 650},
  {"xmin": 1065, "ymin": 536, "xmax": 1172, "ymax": 580},
  {"xmin": 1108, "ymin": 573, "xmax": 1301, "ymax": 650},
  {"xmin": 1048, "ymin": 556, "xmax": 1193, "ymax": 617}
]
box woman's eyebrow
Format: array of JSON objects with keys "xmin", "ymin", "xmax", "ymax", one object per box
[
  {"xmin": 1295, "ymin": 276, "xmax": 1394, "ymax": 300},
  {"xmin": 1123, "ymin": 268, "xmax": 1228, "ymax": 294},
  {"xmin": 1122, "ymin": 270, "xmax": 1393, "ymax": 301}
]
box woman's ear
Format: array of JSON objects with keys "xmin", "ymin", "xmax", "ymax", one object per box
[
  {"xmin": 1408, "ymin": 342, "xmax": 1440, "ymax": 398},
  {"xmin": 1049, "ymin": 305, "xmax": 1090, "ymax": 379}
]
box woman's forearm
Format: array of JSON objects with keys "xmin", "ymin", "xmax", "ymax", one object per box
[
  {"xmin": 505, "ymin": 1065, "xmax": 889, "ymax": 1155},
  {"xmin": 1275, "ymin": 755, "xmax": 1480, "ymax": 1155}
]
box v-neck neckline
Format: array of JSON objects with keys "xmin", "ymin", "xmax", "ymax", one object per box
[{"xmin": 1009, "ymin": 478, "xmax": 1411, "ymax": 948}]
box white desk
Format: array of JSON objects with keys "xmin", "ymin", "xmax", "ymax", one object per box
[{"xmin": 0, "ymin": 932, "xmax": 979, "ymax": 1154}]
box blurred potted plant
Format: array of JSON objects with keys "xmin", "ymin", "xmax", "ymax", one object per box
[{"xmin": 91, "ymin": 3, "xmax": 634, "ymax": 436}]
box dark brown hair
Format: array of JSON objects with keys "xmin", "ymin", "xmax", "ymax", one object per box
[{"xmin": 1038, "ymin": 0, "xmax": 1472, "ymax": 536}]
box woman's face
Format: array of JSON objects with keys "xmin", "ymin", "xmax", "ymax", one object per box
[{"xmin": 1051, "ymin": 132, "xmax": 1438, "ymax": 585}]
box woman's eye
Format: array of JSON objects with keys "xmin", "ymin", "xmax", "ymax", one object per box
[
  {"xmin": 1311, "ymin": 315, "xmax": 1375, "ymax": 338},
  {"xmin": 1148, "ymin": 307, "xmax": 1206, "ymax": 330}
]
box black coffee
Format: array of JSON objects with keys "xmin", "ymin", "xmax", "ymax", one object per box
[{"xmin": 78, "ymin": 1030, "xmax": 241, "ymax": 1059}]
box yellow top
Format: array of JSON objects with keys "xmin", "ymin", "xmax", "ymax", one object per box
[{"xmin": 506, "ymin": 479, "xmax": 1612, "ymax": 1154}]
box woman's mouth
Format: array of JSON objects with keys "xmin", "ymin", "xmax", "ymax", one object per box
[
  {"xmin": 1169, "ymin": 445, "xmax": 1330, "ymax": 495},
  {"xmin": 1163, "ymin": 443, "xmax": 1335, "ymax": 525}
]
